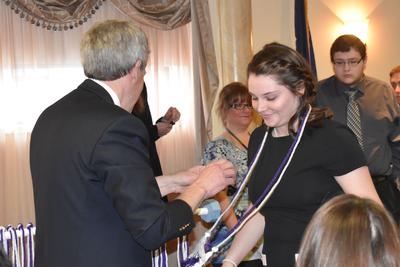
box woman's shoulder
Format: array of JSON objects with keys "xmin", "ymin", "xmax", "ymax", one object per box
[
  {"xmin": 248, "ymin": 124, "xmax": 268, "ymax": 158},
  {"xmin": 250, "ymin": 124, "xmax": 268, "ymax": 140},
  {"xmin": 203, "ymin": 136, "xmax": 239, "ymax": 163},
  {"xmin": 306, "ymin": 119, "xmax": 366, "ymax": 175},
  {"xmin": 307, "ymin": 119, "xmax": 361, "ymax": 150},
  {"xmin": 205, "ymin": 136, "xmax": 233, "ymax": 148},
  {"xmin": 204, "ymin": 136, "xmax": 237, "ymax": 155},
  {"xmin": 309, "ymin": 119, "xmax": 354, "ymax": 138}
]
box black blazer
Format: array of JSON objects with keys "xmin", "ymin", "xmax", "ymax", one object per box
[{"xmin": 30, "ymin": 79, "xmax": 194, "ymax": 267}]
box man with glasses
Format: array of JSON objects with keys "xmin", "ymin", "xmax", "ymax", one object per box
[
  {"xmin": 316, "ymin": 34, "xmax": 400, "ymax": 222},
  {"xmin": 390, "ymin": 65, "xmax": 400, "ymax": 104}
]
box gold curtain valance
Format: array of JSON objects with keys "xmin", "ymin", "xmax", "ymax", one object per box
[
  {"xmin": 2, "ymin": 0, "xmax": 105, "ymax": 31},
  {"xmin": 2, "ymin": 0, "xmax": 191, "ymax": 31},
  {"xmin": 111, "ymin": 0, "xmax": 190, "ymax": 30}
]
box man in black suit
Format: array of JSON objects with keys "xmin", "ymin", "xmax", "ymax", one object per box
[{"xmin": 30, "ymin": 20, "xmax": 235, "ymax": 267}]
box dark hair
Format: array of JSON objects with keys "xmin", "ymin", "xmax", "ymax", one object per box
[
  {"xmin": 247, "ymin": 42, "xmax": 328, "ymax": 134},
  {"xmin": 390, "ymin": 65, "xmax": 400, "ymax": 77},
  {"xmin": 132, "ymin": 83, "xmax": 147, "ymax": 115},
  {"xmin": 297, "ymin": 194, "xmax": 400, "ymax": 267},
  {"xmin": 217, "ymin": 82, "xmax": 252, "ymax": 126},
  {"xmin": 330, "ymin": 35, "xmax": 366, "ymax": 62}
]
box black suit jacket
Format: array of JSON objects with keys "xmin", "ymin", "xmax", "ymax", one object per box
[{"xmin": 30, "ymin": 79, "xmax": 194, "ymax": 267}]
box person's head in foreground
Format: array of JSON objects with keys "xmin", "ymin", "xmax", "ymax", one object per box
[{"xmin": 297, "ymin": 194, "xmax": 400, "ymax": 267}]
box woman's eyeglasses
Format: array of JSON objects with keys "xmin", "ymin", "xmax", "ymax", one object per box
[{"xmin": 229, "ymin": 103, "xmax": 252, "ymax": 110}]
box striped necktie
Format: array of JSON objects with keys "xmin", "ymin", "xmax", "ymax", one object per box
[{"xmin": 345, "ymin": 90, "xmax": 364, "ymax": 150}]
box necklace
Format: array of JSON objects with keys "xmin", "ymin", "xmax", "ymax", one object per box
[{"xmin": 226, "ymin": 128, "xmax": 249, "ymax": 150}]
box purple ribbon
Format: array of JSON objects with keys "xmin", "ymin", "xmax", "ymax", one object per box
[
  {"xmin": 152, "ymin": 244, "xmax": 168, "ymax": 267},
  {"xmin": 17, "ymin": 224, "xmax": 26, "ymax": 267},
  {"xmin": 26, "ymin": 223, "xmax": 34, "ymax": 267},
  {"xmin": 209, "ymin": 107, "xmax": 310, "ymax": 249},
  {"xmin": 181, "ymin": 106, "xmax": 311, "ymax": 266}
]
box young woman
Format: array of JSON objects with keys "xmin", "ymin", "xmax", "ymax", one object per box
[{"xmin": 221, "ymin": 43, "xmax": 381, "ymax": 267}]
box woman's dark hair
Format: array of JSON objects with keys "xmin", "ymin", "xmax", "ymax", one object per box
[
  {"xmin": 217, "ymin": 82, "xmax": 252, "ymax": 126},
  {"xmin": 247, "ymin": 42, "xmax": 328, "ymax": 134}
]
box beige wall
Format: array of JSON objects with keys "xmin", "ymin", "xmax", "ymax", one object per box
[
  {"xmin": 252, "ymin": 0, "xmax": 400, "ymax": 82},
  {"xmin": 251, "ymin": 0, "xmax": 296, "ymax": 52}
]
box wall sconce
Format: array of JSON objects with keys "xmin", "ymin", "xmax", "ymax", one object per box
[
  {"xmin": 340, "ymin": 19, "xmax": 369, "ymax": 43},
  {"xmin": 322, "ymin": 0, "xmax": 382, "ymax": 44}
]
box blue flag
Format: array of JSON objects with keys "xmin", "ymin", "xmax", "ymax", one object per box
[{"xmin": 295, "ymin": 0, "xmax": 317, "ymax": 79}]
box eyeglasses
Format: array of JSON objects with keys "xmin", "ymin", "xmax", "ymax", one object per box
[
  {"xmin": 333, "ymin": 58, "xmax": 363, "ymax": 68},
  {"xmin": 391, "ymin": 82, "xmax": 400, "ymax": 89},
  {"xmin": 229, "ymin": 103, "xmax": 252, "ymax": 110}
]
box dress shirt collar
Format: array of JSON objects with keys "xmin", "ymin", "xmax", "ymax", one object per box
[
  {"xmin": 89, "ymin": 79, "xmax": 121, "ymax": 107},
  {"xmin": 335, "ymin": 75, "xmax": 366, "ymax": 97}
]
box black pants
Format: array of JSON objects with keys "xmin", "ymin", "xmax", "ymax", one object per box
[{"xmin": 373, "ymin": 176, "xmax": 400, "ymax": 223}]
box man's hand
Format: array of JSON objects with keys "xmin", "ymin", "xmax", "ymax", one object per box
[
  {"xmin": 172, "ymin": 160, "xmax": 236, "ymax": 196},
  {"xmin": 173, "ymin": 165, "xmax": 204, "ymax": 193},
  {"xmin": 163, "ymin": 107, "xmax": 180, "ymax": 124},
  {"xmin": 176, "ymin": 159, "xmax": 236, "ymax": 211},
  {"xmin": 156, "ymin": 121, "xmax": 173, "ymax": 137},
  {"xmin": 156, "ymin": 107, "xmax": 181, "ymax": 137},
  {"xmin": 194, "ymin": 159, "xmax": 236, "ymax": 199}
]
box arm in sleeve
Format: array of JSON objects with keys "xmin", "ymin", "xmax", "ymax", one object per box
[
  {"xmin": 91, "ymin": 115, "xmax": 194, "ymax": 250},
  {"xmin": 148, "ymin": 123, "xmax": 160, "ymax": 141},
  {"xmin": 388, "ymin": 93, "xmax": 400, "ymax": 180},
  {"xmin": 321, "ymin": 123, "xmax": 367, "ymax": 176}
]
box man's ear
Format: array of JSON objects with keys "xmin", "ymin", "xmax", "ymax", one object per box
[
  {"xmin": 134, "ymin": 60, "xmax": 142, "ymax": 70},
  {"xmin": 362, "ymin": 56, "xmax": 368, "ymax": 71},
  {"xmin": 129, "ymin": 60, "xmax": 142, "ymax": 79}
]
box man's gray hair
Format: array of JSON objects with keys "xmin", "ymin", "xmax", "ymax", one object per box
[{"xmin": 80, "ymin": 20, "xmax": 149, "ymax": 81}]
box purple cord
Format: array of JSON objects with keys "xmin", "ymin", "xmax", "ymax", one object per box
[
  {"xmin": 27, "ymin": 223, "xmax": 34, "ymax": 267},
  {"xmin": 181, "ymin": 107, "xmax": 310, "ymax": 266},
  {"xmin": 209, "ymin": 109, "xmax": 309, "ymax": 248},
  {"xmin": 18, "ymin": 224, "xmax": 27, "ymax": 267}
]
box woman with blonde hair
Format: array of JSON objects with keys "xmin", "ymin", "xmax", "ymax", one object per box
[
  {"xmin": 202, "ymin": 82, "xmax": 263, "ymax": 267},
  {"xmin": 297, "ymin": 194, "xmax": 400, "ymax": 267}
]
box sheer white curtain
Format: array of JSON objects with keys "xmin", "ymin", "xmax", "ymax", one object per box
[
  {"xmin": 0, "ymin": 1, "xmax": 196, "ymax": 226},
  {"xmin": 145, "ymin": 28, "xmax": 197, "ymax": 174}
]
